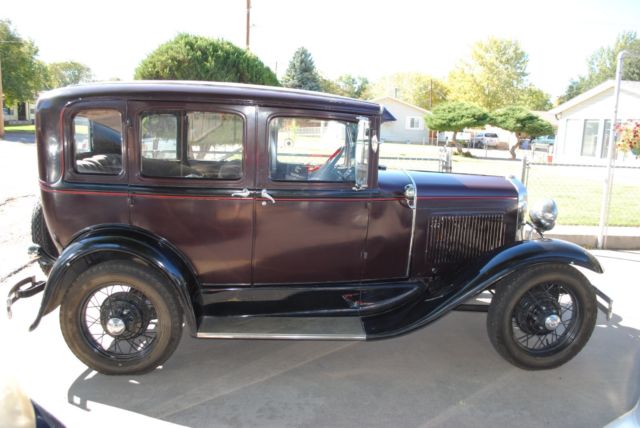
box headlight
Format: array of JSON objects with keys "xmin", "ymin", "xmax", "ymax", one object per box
[{"xmin": 529, "ymin": 199, "xmax": 558, "ymax": 232}]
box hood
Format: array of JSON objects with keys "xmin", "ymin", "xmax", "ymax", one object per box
[{"xmin": 378, "ymin": 169, "xmax": 517, "ymax": 200}]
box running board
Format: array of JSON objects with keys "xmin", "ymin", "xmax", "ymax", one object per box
[{"xmin": 197, "ymin": 316, "xmax": 366, "ymax": 340}]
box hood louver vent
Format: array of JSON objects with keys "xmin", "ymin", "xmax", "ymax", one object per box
[{"xmin": 426, "ymin": 214, "xmax": 506, "ymax": 273}]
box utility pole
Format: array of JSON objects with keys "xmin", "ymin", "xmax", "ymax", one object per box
[{"xmin": 246, "ymin": 0, "xmax": 251, "ymax": 50}]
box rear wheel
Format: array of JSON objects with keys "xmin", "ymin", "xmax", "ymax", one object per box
[
  {"xmin": 487, "ymin": 264, "xmax": 597, "ymax": 370},
  {"xmin": 60, "ymin": 261, "xmax": 183, "ymax": 375}
]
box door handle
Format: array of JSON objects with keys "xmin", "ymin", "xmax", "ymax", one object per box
[
  {"xmin": 260, "ymin": 189, "xmax": 276, "ymax": 205},
  {"xmin": 231, "ymin": 188, "xmax": 251, "ymax": 198}
]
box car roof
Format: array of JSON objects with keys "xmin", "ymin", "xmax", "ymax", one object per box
[{"xmin": 39, "ymin": 81, "xmax": 384, "ymax": 116}]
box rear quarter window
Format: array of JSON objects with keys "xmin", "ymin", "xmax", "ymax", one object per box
[{"xmin": 72, "ymin": 109, "xmax": 123, "ymax": 175}]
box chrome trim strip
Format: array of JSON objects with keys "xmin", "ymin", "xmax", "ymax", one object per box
[
  {"xmin": 507, "ymin": 175, "xmax": 528, "ymax": 240},
  {"xmin": 402, "ymin": 170, "xmax": 418, "ymax": 277},
  {"xmin": 197, "ymin": 332, "xmax": 365, "ymax": 340}
]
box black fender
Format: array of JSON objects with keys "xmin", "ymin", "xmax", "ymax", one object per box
[
  {"xmin": 462, "ymin": 237, "xmax": 602, "ymax": 289},
  {"xmin": 364, "ymin": 238, "xmax": 602, "ymax": 339},
  {"xmin": 30, "ymin": 225, "xmax": 199, "ymax": 334}
]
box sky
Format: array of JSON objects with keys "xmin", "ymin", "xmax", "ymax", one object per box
[{"xmin": 5, "ymin": 0, "xmax": 640, "ymax": 100}]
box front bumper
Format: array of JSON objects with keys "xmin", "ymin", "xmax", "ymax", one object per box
[{"xmin": 594, "ymin": 286, "xmax": 614, "ymax": 321}]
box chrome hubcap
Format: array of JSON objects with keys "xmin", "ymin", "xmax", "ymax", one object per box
[
  {"xmin": 106, "ymin": 317, "xmax": 126, "ymax": 336},
  {"xmin": 544, "ymin": 314, "xmax": 561, "ymax": 330}
]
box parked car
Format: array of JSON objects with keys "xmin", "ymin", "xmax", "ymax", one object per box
[
  {"xmin": 8, "ymin": 82, "xmax": 612, "ymax": 375},
  {"xmin": 532, "ymin": 135, "xmax": 555, "ymax": 146},
  {"xmin": 470, "ymin": 132, "xmax": 500, "ymax": 149},
  {"xmin": 531, "ymin": 135, "xmax": 556, "ymax": 152}
]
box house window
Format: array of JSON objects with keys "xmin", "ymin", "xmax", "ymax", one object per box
[
  {"xmin": 564, "ymin": 119, "xmax": 582, "ymax": 155},
  {"xmin": 581, "ymin": 120, "xmax": 599, "ymax": 157},
  {"xmin": 405, "ymin": 117, "xmax": 423, "ymax": 130}
]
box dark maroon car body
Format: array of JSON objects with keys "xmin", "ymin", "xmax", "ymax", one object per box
[{"xmin": 8, "ymin": 82, "xmax": 609, "ymax": 374}]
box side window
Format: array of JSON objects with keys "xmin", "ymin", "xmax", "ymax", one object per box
[
  {"xmin": 269, "ymin": 117, "xmax": 356, "ymax": 182},
  {"xmin": 72, "ymin": 109, "xmax": 123, "ymax": 175},
  {"xmin": 140, "ymin": 111, "xmax": 244, "ymax": 180},
  {"xmin": 140, "ymin": 113, "xmax": 179, "ymax": 160}
]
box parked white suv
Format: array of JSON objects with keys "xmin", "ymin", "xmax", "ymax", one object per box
[{"xmin": 470, "ymin": 132, "xmax": 499, "ymax": 149}]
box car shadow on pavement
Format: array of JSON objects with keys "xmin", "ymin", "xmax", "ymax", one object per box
[{"xmin": 64, "ymin": 311, "xmax": 640, "ymax": 428}]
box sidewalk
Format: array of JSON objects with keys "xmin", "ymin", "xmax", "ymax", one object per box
[{"xmin": 547, "ymin": 225, "xmax": 640, "ymax": 250}]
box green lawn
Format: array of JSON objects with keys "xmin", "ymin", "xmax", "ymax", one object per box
[
  {"xmin": 4, "ymin": 124, "xmax": 35, "ymax": 132},
  {"xmin": 380, "ymin": 143, "xmax": 640, "ymax": 227}
]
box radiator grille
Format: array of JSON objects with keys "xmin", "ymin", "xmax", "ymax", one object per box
[{"xmin": 426, "ymin": 214, "xmax": 506, "ymax": 272}]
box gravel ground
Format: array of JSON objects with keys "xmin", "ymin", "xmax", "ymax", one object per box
[{"xmin": 1, "ymin": 136, "xmax": 639, "ymax": 428}]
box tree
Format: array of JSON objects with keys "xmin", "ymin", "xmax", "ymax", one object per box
[
  {"xmin": 559, "ymin": 31, "xmax": 640, "ymax": 103},
  {"xmin": 370, "ymin": 72, "xmax": 448, "ymax": 110},
  {"xmin": 318, "ymin": 75, "xmax": 340, "ymax": 95},
  {"xmin": 47, "ymin": 61, "xmax": 93, "ymax": 88},
  {"xmin": 519, "ymin": 86, "xmax": 552, "ymax": 111},
  {"xmin": 0, "ymin": 20, "xmax": 48, "ymax": 104},
  {"xmin": 425, "ymin": 101, "xmax": 489, "ymax": 153},
  {"xmin": 447, "ymin": 38, "xmax": 549, "ymax": 111},
  {"xmin": 334, "ymin": 74, "xmax": 370, "ymax": 99},
  {"xmin": 134, "ymin": 34, "xmax": 278, "ymax": 86},
  {"xmin": 319, "ymin": 74, "xmax": 371, "ymax": 99},
  {"xmin": 281, "ymin": 47, "xmax": 321, "ymax": 91},
  {"xmin": 489, "ymin": 106, "xmax": 554, "ymax": 159}
]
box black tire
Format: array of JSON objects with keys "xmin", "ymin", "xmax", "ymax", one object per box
[
  {"xmin": 31, "ymin": 201, "xmax": 58, "ymax": 275},
  {"xmin": 60, "ymin": 260, "xmax": 183, "ymax": 375},
  {"xmin": 487, "ymin": 264, "xmax": 597, "ymax": 370}
]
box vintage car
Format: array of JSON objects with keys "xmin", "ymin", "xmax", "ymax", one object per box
[{"xmin": 8, "ymin": 82, "xmax": 612, "ymax": 375}]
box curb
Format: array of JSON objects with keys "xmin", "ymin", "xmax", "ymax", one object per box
[{"xmin": 546, "ymin": 228, "xmax": 640, "ymax": 250}]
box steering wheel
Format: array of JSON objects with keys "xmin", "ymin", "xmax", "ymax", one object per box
[{"xmin": 309, "ymin": 147, "xmax": 345, "ymax": 181}]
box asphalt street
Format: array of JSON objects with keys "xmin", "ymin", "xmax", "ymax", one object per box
[{"xmin": 1, "ymin": 136, "xmax": 639, "ymax": 428}]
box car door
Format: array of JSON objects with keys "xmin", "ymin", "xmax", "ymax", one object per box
[
  {"xmin": 127, "ymin": 101, "xmax": 256, "ymax": 285},
  {"xmin": 251, "ymin": 107, "xmax": 370, "ymax": 284}
]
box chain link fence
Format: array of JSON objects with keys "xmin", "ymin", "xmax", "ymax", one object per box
[{"xmin": 521, "ymin": 161, "xmax": 640, "ymax": 227}]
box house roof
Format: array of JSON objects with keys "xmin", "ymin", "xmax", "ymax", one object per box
[
  {"xmin": 371, "ymin": 96, "xmax": 431, "ymax": 115},
  {"xmin": 550, "ymin": 80, "xmax": 640, "ymax": 115}
]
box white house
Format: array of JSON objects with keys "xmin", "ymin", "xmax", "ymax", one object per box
[
  {"xmin": 550, "ymin": 80, "xmax": 640, "ymax": 163},
  {"xmin": 373, "ymin": 97, "xmax": 431, "ymax": 144},
  {"xmin": 2, "ymin": 100, "xmax": 36, "ymax": 123}
]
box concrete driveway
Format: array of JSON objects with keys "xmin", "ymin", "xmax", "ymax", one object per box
[
  {"xmin": 1, "ymin": 138, "xmax": 639, "ymax": 427},
  {"xmin": 3, "ymin": 255, "xmax": 639, "ymax": 428}
]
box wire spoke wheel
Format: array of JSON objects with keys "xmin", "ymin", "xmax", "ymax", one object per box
[
  {"xmin": 487, "ymin": 264, "xmax": 597, "ymax": 370},
  {"xmin": 60, "ymin": 261, "xmax": 183, "ymax": 375},
  {"xmin": 511, "ymin": 283, "xmax": 580, "ymax": 355},
  {"xmin": 80, "ymin": 284, "xmax": 159, "ymax": 361}
]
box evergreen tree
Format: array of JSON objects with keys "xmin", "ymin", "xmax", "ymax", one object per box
[
  {"xmin": 282, "ymin": 47, "xmax": 321, "ymax": 91},
  {"xmin": 135, "ymin": 34, "xmax": 278, "ymax": 86}
]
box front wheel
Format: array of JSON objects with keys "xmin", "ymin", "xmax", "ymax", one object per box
[
  {"xmin": 60, "ymin": 261, "xmax": 183, "ymax": 375},
  {"xmin": 487, "ymin": 264, "xmax": 597, "ymax": 370}
]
